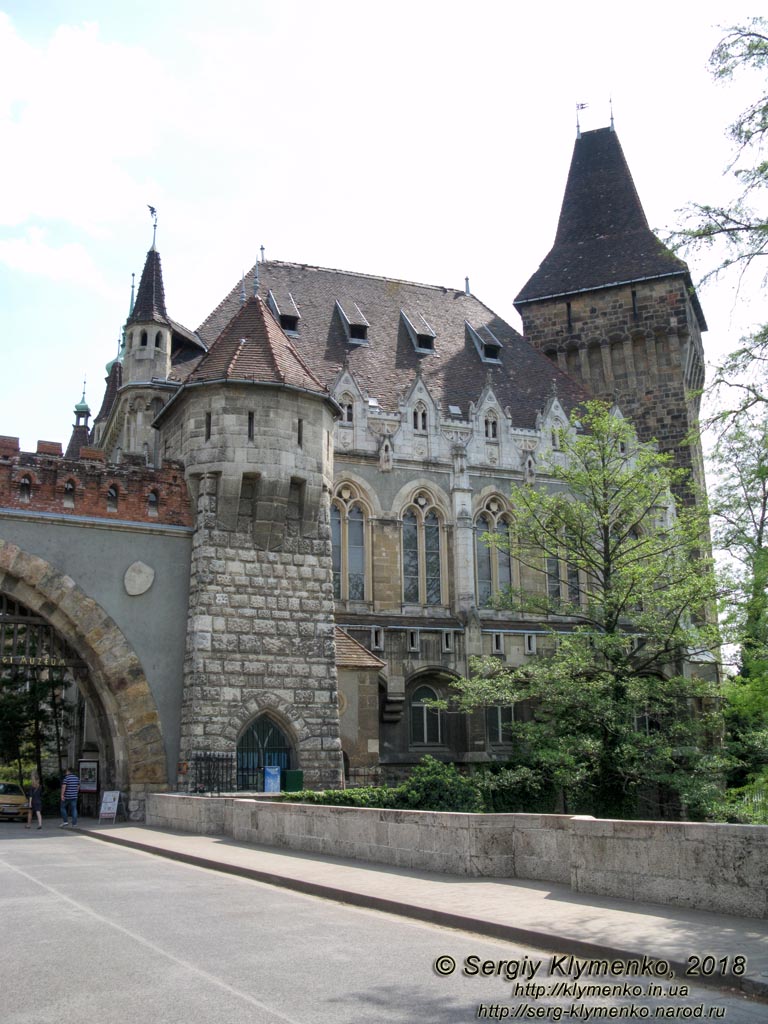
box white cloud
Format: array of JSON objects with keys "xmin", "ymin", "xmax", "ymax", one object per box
[{"xmin": 0, "ymin": 226, "xmax": 115, "ymax": 295}]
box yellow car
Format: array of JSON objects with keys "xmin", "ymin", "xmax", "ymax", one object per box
[{"xmin": 0, "ymin": 783, "xmax": 28, "ymax": 821}]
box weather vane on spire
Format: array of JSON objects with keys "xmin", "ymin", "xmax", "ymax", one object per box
[
  {"xmin": 148, "ymin": 205, "xmax": 158, "ymax": 248},
  {"xmin": 576, "ymin": 102, "xmax": 588, "ymax": 139}
]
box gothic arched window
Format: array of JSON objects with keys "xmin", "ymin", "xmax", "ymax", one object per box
[
  {"xmin": 412, "ymin": 403, "xmax": 428, "ymax": 433},
  {"xmin": 339, "ymin": 393, "xmax": 355, "ymax": 424},
  {"xmin": 237, "ymin": 714, "xmax": 294, "ymax": 790},
  {"xmin": 474, "ymin": 499, "xmax": 514, "ymax": 606},
  {"xmin": 63, "ymin": 480, "xmax": 76, "ymax": 509},
  {"xmin": 484, "ymin": 413, "xmax": 498, "ymax": 440},
  {"xmin": 331, "ymin": 483, "xmax": 370, "ymax": 602},
  {"xmin": 107, "ymin": 484, "xmax": 119, "ymax": 512},
  {"xmin": 402, "ymin": 492, "xmax": 443, "ymax": 606},
  {"xmin": 19, "ymin": 475, "xmax": 32, "ymax": 503}
]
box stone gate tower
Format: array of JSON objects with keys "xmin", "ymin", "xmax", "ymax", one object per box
[
  {"xmin": 156, "ymin": 294, "xmax": 343, "ymax": 788},
  {"xmin": 515, "ymin": 126, "xmax": 708, "ymax": 493}
]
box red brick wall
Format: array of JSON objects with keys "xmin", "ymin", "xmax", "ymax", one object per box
[{"xmin": 0, "ymin": 447, "xmax": 192, "ymax": 527}]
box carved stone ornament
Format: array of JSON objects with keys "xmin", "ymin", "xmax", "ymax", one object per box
[{"xmin": 124, "ymin": 561, "xmax": 155, "ymax": 597}]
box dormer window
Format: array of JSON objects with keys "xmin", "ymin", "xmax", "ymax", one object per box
[
  {"xmin": 466, "ymin": 322, "xmax": 503, "ymax": 363},
  {"xmin": 484, "ymin": 414, "xmax": 498, "ymax": 440},
  {"xmin": 336, "ymin": 301, "xmax": 370, "ymax": 344},
  {"xmin": 401, "ymin": 310, "xmax": 436, "ymax": 354},
  {"xmin": 267, "ymin": 289, "xmax": 301, "ymax": 334}
]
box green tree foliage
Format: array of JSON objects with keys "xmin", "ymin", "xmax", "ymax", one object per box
[
  {"xmin": 284, "ymin": 756, "xmax": 483, "ymax": 812},
  {"xmin": 708, "ymin": 415, "xmax": 768, "ymax": 803},
  {"xmin": 450, "ymin": 402, "xmax": 723, "ymax": 819},
  {"xmin": 672, "ymin": 18, "xmax": 768, "ymax": 419}
]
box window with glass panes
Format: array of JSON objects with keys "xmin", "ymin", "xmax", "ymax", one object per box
[
  {"xmin": 410, "ymin": 684, "xmax": 442, "ymax": 745},
  {"xmin": 474, "ymin": 502, "xmax": 513, "ymax": 605},
  {"xmin": 330, "ymin": 484, "xmax": 369, "ymax": 602},
  {"xmin": 402, "ymin": 496, "xmax": 443, "ymax": 606}
]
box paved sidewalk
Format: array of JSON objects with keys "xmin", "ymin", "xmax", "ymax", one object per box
[{"xmin": 74, "ymin": 820, "xmax": 768, "ymax": 1001}]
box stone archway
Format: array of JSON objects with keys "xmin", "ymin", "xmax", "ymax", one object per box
[{"xmin": 0, "ymin": 541, "xmax": 168, "ymax": 805}]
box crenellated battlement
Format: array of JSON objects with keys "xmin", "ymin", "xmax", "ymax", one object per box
[{"xmin": 0, "ymin": 436, "xmax": 192, "ymax": 527}]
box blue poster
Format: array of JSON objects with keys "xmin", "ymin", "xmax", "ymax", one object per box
[{"xmin": 263, "ymin": 766, "xmax": 281, "ymax": 793}]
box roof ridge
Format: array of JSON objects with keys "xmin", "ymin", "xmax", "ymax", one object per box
[{"xmin": 260, "ymin": 261, "xmax": 471, "ymax": 297}]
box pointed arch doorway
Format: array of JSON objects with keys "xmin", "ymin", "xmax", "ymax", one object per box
[{"xmin": 236, "ymin": 714, "xmax": 295, "ymax": 791}]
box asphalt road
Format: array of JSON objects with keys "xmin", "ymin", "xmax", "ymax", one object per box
[{"xmin": 0, "ymin": 827, "xmax": 764, "ymax": 1023}]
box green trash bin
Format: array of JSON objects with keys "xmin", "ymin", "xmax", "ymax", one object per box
[{"xmin": 282, "ymin": 769, "xmax": 304, "ymax": 792}]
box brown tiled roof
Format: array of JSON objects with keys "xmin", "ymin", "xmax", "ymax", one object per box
[
  {"xmin": 334, "ymin": 627, "xmax": 386, "ymax": 670},
  {"xmin": 188, "ymin": 296, "xmax": 327, "ymax": 393},
  {"xmin": 128, "ymin": 249, "xmax": 168, "ymax": 325},
  {"xmin": 65, "ymin": 425, "xmax": 90, "ymax": 460},
  {"xmin": 198, "ymin": 263, "xmax": 587, "ymax": 427},
  {"xmin": 515, "ymin": 128, "xmax": 706, "ymax": 329}
]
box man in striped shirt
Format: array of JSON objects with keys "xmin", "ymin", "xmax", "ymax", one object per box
[{"xmin": 59, "ymin": 768, "xmax": 80, "ymax": 827}]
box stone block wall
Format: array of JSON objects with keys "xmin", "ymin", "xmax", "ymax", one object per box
[
  {"xmin": 146, "ymin": 795, "xmax": 768, "ymax": 918},
  {"xmin": 164, "ymin": 382, "xmax": 343, "ymax": 789},
  {"xmin": 518, "ymin": 277, "xmax": 707, "ymax": 492},
  {"xmin": 569, "ymin": 817, "xmax": 768, "ymax": 918}
]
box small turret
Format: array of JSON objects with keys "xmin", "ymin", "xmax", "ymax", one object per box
[
  {"xmin": 65, "ymin": 384, "xmax": 91, "ymax": 459},
  {"xmin": 122, "ymin": 244, "xmax": 173, "ymax": 385}
]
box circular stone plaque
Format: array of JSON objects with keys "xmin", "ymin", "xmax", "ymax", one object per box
[{"xmin": 124, "ymin": 561, "xmax": 155, "ymax": 596}]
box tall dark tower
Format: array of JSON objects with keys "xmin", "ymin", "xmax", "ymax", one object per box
[{"xmin": 515, "ymin": 126, "xmax": 707, "ymax": 493}]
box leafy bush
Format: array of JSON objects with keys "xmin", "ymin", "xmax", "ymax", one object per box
[
  {"xmin": 474, "ymin": 764, "xmax": 557, "ymax": 814},
  {"xmin": 283, "ymin": 786, "xmax": 399, "ymax": 808},
  {"xmin": 397, "ymin": 756, "xmax": 483, "ymax": 812},
  {"xmin": 283, "ymin": 756, "xmax": 483, "ymax": 812}
]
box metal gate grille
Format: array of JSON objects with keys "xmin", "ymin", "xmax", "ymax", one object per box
[{"xmin": 237, "ymin": 716, "xmax": 293, "ymax": 790}]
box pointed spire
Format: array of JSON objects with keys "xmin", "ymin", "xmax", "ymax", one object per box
[
  {"xmin": 129, "ymin": 272, "xmax": 136, "ymax": 316},
  {"xmin": 240, "ymin": 271, "xmax": 246, "ymax": 305},
  {"xmin": 515, "ymin": 127, "xmax": 688, "ymax": 305},
  {"xmin": 253, "ymin": 260, "xmax": 260, "ymax": 298},
  {"xmin": 610, "ymin": 97, "xmax": 615, "ymax": 132},
  {"xmin": 129, "ymin": 248, "xmax": 168, "ymax": 325}
]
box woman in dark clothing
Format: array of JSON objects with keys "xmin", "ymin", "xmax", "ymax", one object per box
[{"xmin": 25, "ymin": 774, "xmax": 43, "ymax": 830}]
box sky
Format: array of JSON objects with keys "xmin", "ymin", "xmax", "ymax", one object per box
[{"xmin": 0, "ymin": 1, "xmax": 763, "ymax": 454}]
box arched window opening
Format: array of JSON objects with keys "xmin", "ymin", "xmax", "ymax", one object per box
[
  {"xmin": 339, "ymin": 394, "xmax": 354, "ymax": 424},
  {"xmin": 474, "ymin": 499, "xmax": 514, "ymax": 606},
  {"xmin": 147, "ymin": 490, "xmax": 159, "ymax": 517},
  {"xmin": 19, "ymin": 476, "xmax": 32, "ymax": 503},
  {"xmin": 402, "ymin": 493, "xmax": 443, "ymax": 606},
  {"xmin": 154, "ymin": 330, "xmax": 162, "ymax": 349},
  {"xmin": 413, "ymin": 404, "xmax": 428, "ymax": 433},
  {"xmin": 140, "ymin": 330, "xmax": 148, "ymax": 348},
  {"xmin": 331, "ymin": 483, "xmax": 370, "ymax": 603},
  {"xmin": 107, "ymin": 484, "xmax": 118, "ymax": 512},
  {"xmin": 410, "ymin": 685, "xmax": 442, "ymax": 745},
  {"xmin": 236, "ymin": 715, "xmax": 294, "ymax": 791},
  {"xmin": 63, "ymin": 480, "xmax": 76, "ymax": 509},
  {"xmin": 484, "ymin": 414, "xmax": 498, "ymax": 440}
]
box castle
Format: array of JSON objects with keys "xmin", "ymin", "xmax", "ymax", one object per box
[{"xmin": 0, "ymin": 127, "xmax": 708, "ymax": 816}]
